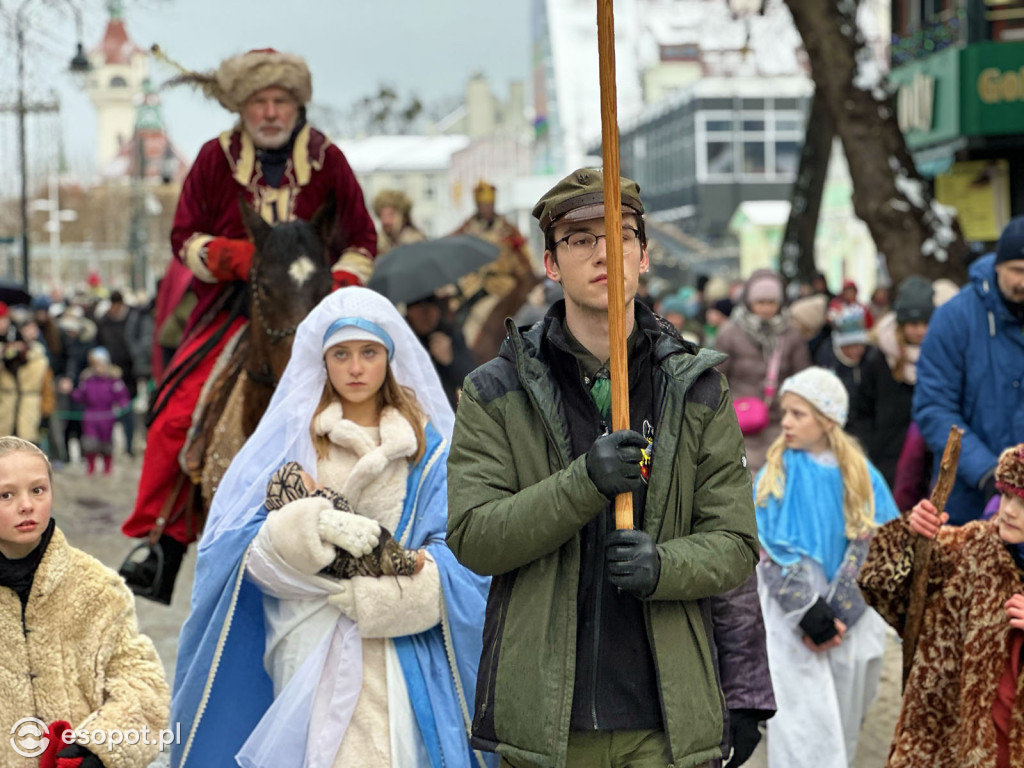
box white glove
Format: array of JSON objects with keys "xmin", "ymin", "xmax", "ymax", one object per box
[
  {"xmin": 263, "ymin": 496, "xmax": 337, "ymax": 575},
  {"xmin": 318, "ymin": 507, "xmax": 380, "ymax": 557},
  {"xmin": 327, "ymin": 581, "xmax": 357, "ymax": 620}
]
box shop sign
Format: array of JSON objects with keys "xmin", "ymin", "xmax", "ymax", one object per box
[{"xmin": 962, "ymin": 41, "xmax": 1024, "ymax": 136}]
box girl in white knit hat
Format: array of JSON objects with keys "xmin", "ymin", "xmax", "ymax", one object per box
[{"xmin": 753, "ymin": 366, "xmax": 900, "ymax": 768}]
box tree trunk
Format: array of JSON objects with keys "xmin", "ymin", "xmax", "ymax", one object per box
[
  {"xmin": 780, "ymin": 85, "xmax": 834, "ymax": 287},
  {"xmin": 783, "ymin": 0, "xmax": 968, "ymax": 287}
]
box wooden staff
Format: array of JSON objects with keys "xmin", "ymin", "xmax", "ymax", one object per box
[
  {"xmin": 597, "ymin": 0, "xmax": 633, "ymax": 531},
  {"xmin": 902, "ymin": 425, "xmax": 963, "ymax": 688}
]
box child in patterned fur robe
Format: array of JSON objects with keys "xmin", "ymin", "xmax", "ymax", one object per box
[{"xmin": 859, "ymin": 443, "xmax": 1024, "ymax": 768}]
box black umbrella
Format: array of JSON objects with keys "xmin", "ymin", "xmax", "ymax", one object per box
[
  {"xmin": 0, "ymin": 279, "xmax": 31, "ymax": 307},
  {"xmin": 367, "ymin": 235, "xmax": 499, "ymax": 305}
]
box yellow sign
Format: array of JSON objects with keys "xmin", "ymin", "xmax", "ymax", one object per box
[
  {"xmin": 977, "ymin": 67, "xmax": 1024, "ymax": 104},
  {"xmin": 934, "ymin": 160, "xmax": 1011, "ymax": 242}
]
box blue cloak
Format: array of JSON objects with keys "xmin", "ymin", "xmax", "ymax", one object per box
[
  {"xmin": 755, "ymin": 449, "xmax": 900, "ymax": 580},
  {"xmin": 170, "ymin": 424, "xmax": 494, "ymax": 768}
]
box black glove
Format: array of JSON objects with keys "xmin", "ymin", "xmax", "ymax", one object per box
[
  {"xmin": 585, "ymin": 429, "xmax": 647, "ymax": 498},
  {"xmin": 55, "ymin": 743, "xmax": 104, "ymax": 768},
  {"xmin": 799, "ymin": 596, "xmax": 838, "ymax": 645},
  {"xmin": 724, "ymin": 709, "xmax": 762, "ymax": 768},
  {"xmin": 605, "ymin": 529, "xmax": 661, "ymax": 597}
]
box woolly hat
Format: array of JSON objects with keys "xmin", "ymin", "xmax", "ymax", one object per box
[
  {"xmin": 744, "ymin": 269, "xmax": 784, "ymax": 305},
  {"xmin": 893, "ymin": 275, "xmax": 934, "ymax": 324},
  {"xmin": 779, "ymin": 366, "xmax": 849, "ymax": 426},
  {"xmin": 372, "ymin": 189, "xmax": 412, "ymax": 217},
  {"xmin": 995, "ymin": 216, "xmax": 1024, "ymax": 266},
  {"xmin": 160, "ymin": 47, "xmax": 312, "ymax": 113},
  {"xmin": 789, "ymin": 294, "xmax": 828, "ymax": 340},
  {"xmin": 995, "ymin": 444, "xmax": 1024, "ymax": 500},
  {"xmin": 703, "ymin": 276, "xmax": 730, "ymax": 303},
  {"xmin": 662, "ymin": 287, "xmax": 700, "ymax": 319},
  {"xmin": 932, "ymin": 278, "xmax": 960, "ymax": 307},
  {"xmin": 832, "ymin": 304, "xmax": 870, "ymax": 346}
]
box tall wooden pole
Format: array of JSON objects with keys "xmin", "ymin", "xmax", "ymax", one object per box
[{"xmin": 597, "ymin": 0, "xmax": 633, "ymax": 531}]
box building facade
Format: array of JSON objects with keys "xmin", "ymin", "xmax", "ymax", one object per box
[
  {"xmin": 614, "ymin": 75, "xmax": 812, "ymax": 241},
  {"xmin": 890, "ymin": 0, "xmax": 1024, "ymax": 246}
]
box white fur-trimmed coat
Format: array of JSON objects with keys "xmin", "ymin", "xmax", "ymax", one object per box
[
  {"xmin": 246, "ymin": 404, "xmax": 442, "ymax": 768},
  {"xmin": 0, "ymin": 527, "xmax": 169, "ymax": 768}
]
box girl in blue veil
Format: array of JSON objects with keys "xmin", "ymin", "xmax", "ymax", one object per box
[{"xmin": 170, "ymin": 287, "xmax": 493, "ymax": 768}]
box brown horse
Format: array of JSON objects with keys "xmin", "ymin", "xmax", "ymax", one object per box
[{"xmin": 183, "ymin": 197, "xmax": 336, "ymax": 510}]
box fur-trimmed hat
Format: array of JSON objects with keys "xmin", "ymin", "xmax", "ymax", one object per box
[
  {"xmin": 995, "ymin": 444, "xmax": 1024, "ymax": 500},
  {"xmin": 372, "ymin": 189, "xmax": 412, "ymax": 217},
  {"xmin": 159, "ymin": 46, "xmax": 312, "ymax": 113},
  {"xmin": 779, "ymin": 366, "xmax": 849, "ymax": 426}
]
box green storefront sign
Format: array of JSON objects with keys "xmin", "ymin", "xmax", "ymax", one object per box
[
  {"xmin": 889, "ymin": 46, "xmax": 961, "ymax": 149},
  {"xmin": 889, "ymin": 41, "xmax": 1024, "ymax": 148},
  {"xmin": 962, "ymin": 41, "xmax": 1024, "ymax": 136}
]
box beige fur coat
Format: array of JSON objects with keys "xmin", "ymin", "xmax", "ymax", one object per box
[
  {"xmin": 859, "ymin": 517, "xmax": 1024, "ymax": 768},
  {"xmin": 0, "ymin": 527, "xmax": 169, "ymax": 768}
]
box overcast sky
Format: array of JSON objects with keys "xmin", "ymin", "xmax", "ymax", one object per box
[{"xmin": 2, "ymin": 0, "xmax": 531, "ymax": 184}]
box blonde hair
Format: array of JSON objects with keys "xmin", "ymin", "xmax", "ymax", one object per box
[
  {"xmin": 755, "ymin": 397, "xmax": 876, "ymax": 539},
  {"xmin": 310, "ymin": 365, "xmax": 427, "ymax": 463},
  {"xmin": 889, "ymin": 324, "xmax": 912, "ymax": 383},
  {"xmin": 0, "ymin": 436, "xmax": 53, "ymax": 484}
]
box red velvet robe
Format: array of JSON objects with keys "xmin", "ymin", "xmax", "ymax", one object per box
[{"xmin": 170, "ymin": 123, "xmax": 377, "ymax": 338}]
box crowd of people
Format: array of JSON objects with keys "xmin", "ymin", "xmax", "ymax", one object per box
[
  {"xmin": 2, "ymin": 44, "xmax": 1023, "ymax": 768},
  {"xmin": 0, "ymin": 288, "xmax": 154, "ymax": 474}
]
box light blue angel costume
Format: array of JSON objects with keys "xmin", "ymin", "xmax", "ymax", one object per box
[
  {"xmin": 754, "ymin": 448, "xmax": 899, "ymax": 768},
  {"xmin": 170, "ymin": 288, "xmax": 493, "ymax": 768}
]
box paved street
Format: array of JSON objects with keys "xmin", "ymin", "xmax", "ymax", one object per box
[{"xmin": 53, "ymin": 443, "xmax": 902, "ymax": 767}]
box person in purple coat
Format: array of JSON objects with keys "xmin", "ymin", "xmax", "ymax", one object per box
[{"xmin": 71, "ymin": 347, "xmax": 129, "ymax": 474}]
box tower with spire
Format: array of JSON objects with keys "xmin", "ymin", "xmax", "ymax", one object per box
[{"xmin": 85, "ymin": 0, "xmax": 149, "ymax": 171}]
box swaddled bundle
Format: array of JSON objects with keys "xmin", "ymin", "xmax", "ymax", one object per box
[{"xmin": 265, "ymin": 461, "xmax": 424, "ymax": 578}]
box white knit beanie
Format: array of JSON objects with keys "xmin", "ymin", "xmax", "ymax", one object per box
[{"xmin": 778, "ymin": 366, "xmax": 849, "ymax": 426}]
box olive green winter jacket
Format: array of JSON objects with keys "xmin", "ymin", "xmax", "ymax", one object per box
[{"xmin": 447, "ymin": 307, "xmax": 759, "ymax": 768}]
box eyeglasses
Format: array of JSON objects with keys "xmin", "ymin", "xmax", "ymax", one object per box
[{"xmin": 553, "ymin": 227, "xmax": 641, "ymax": 259}]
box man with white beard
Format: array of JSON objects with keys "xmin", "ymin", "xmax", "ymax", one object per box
[{"xmin": 120, "ymin": 48, "xmax": 377, "ymax": 604}]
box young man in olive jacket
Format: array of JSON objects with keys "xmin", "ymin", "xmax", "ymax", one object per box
[{"xmin": 447, "ymin": 168, "xmax": 763, "ymax": 768}]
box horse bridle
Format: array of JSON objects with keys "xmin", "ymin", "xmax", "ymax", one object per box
[
  {"xmin": 246, "ymin": 261, "xmax": 300, "ymax": 387},
  {"xmin": 249, "ymin": 262, "xmax": 300, "ymax": 345}
]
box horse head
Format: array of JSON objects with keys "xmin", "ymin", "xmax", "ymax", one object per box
[{"xmin": 240, "ymin": 194, "xmax": 336, "ymax": 385}]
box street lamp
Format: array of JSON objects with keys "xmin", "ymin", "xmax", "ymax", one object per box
[{"xmin": 5, "ymin": 0, "xmax": 91, "ymax": 292}]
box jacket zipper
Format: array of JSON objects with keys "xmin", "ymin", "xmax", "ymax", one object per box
[
  {"xmin": 479, "ymin": 580, "xmax": 511, "ymax": 720},
  {"xmin": 590, "ymin": 416, "xmax": 609, "ymax": 729}
]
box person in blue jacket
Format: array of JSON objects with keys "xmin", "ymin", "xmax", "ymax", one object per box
[{"xmin": 913, "ymin": 217, "xmax": 1024, "ymax": 524}]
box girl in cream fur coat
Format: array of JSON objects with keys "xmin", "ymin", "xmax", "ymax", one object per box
[
  {"xmin": 170, "ymin": 288, "xmax": 491, "ymax": 768},
  {"xmin": 0, "ymin": 436, "xmax": 168, "ymax": 768}
]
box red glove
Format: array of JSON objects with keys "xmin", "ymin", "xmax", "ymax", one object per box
[
  {"xmin": 205, "ymin": 237, "xmax": 255, "ymax": 282},
  {"xmin": 39, "ymin": 721, "xmax": 72, "ymax": 768},
  {"xmin": 332, "ymin": 269, "xmax": 362, "ymax": 291}
]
